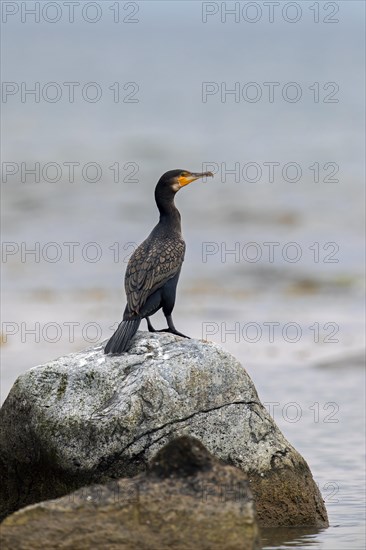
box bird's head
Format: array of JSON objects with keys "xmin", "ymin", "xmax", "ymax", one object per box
[{"xmin": 157, "ymin": 169, "xmax": 214, "ymax": 193}]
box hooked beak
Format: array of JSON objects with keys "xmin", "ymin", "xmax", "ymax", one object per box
[{"xmin": 177, "ymin": 171, "xmax": 214, "ymax": 188}]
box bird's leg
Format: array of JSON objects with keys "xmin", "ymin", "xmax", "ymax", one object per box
[
  {"xmin": 146, "ymin": 317, "xmax": 156, "ymax": 332},
  {"xmin": 159, "ymin": 314, "xmax": 190, "ymax": 339}
]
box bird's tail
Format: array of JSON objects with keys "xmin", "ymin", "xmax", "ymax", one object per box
[{"xmin": 104, "ymin": 318, "xmax": 141, "ymax": 354}]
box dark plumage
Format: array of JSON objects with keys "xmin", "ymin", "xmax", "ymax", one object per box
[{"xmin": 104, "ymin": 169, "xmax": 213, "ymax": 354}]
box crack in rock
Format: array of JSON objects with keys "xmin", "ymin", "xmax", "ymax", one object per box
[{"xmin": 119, "ymin": 399, "xmax": 261, "ymax": 456}]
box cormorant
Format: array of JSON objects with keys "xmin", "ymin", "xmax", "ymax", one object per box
[{"xmin": 104, "ymin": 169, "xmax": 214, "ymax": 354}]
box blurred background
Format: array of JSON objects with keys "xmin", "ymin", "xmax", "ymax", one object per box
[{"xmin": 1, "ymin": 1, "xmax": 365, "ymax": 548}]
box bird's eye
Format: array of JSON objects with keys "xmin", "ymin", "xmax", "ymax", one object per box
[{"xmin": 181, "ymin": 171, "xmax": 188, "ymax": 177}]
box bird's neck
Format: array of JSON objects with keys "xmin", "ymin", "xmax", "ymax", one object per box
[{"xmin": 155, "ymin": 191, "xmax": 182, "ymax": 231}]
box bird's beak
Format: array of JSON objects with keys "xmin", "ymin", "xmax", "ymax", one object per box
[{"xmin": 178, "ymin": 171, "xmax": 214, "ymax": 187}]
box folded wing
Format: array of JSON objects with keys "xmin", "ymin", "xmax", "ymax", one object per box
[{"xmin": 125, "ymin": 235, "xmax": 185, "ymax": 315}]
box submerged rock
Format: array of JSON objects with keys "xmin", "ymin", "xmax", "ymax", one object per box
[
  {"xmin": 0, "ymin": 332, "xmax": 328, "ymax": 527},
  {"xmin": 0, "ymin": 436, "xmax": 260, "ymax": 550}
]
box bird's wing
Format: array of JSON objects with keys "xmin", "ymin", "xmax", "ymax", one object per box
[{"xmin": 125, "ymin": 235, "xmax": 185, "ymax": 315}]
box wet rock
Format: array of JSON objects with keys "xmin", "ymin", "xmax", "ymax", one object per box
[
  {"xmin": 0, "ymin": 436, "xmax": 260, "ymax": 550},
  {"xmin": 0, "ymin": 332, "xmax": 328, "ymax": 527}
]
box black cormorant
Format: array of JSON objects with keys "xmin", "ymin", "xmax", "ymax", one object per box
[{"xmin": 104, "ymin": 169, "xmax": 214, "ymax": 354}]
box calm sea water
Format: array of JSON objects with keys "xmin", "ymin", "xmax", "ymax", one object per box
[{"xmin": 1, "ymin": 2, "xmax": 365, "ymax": 548}]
